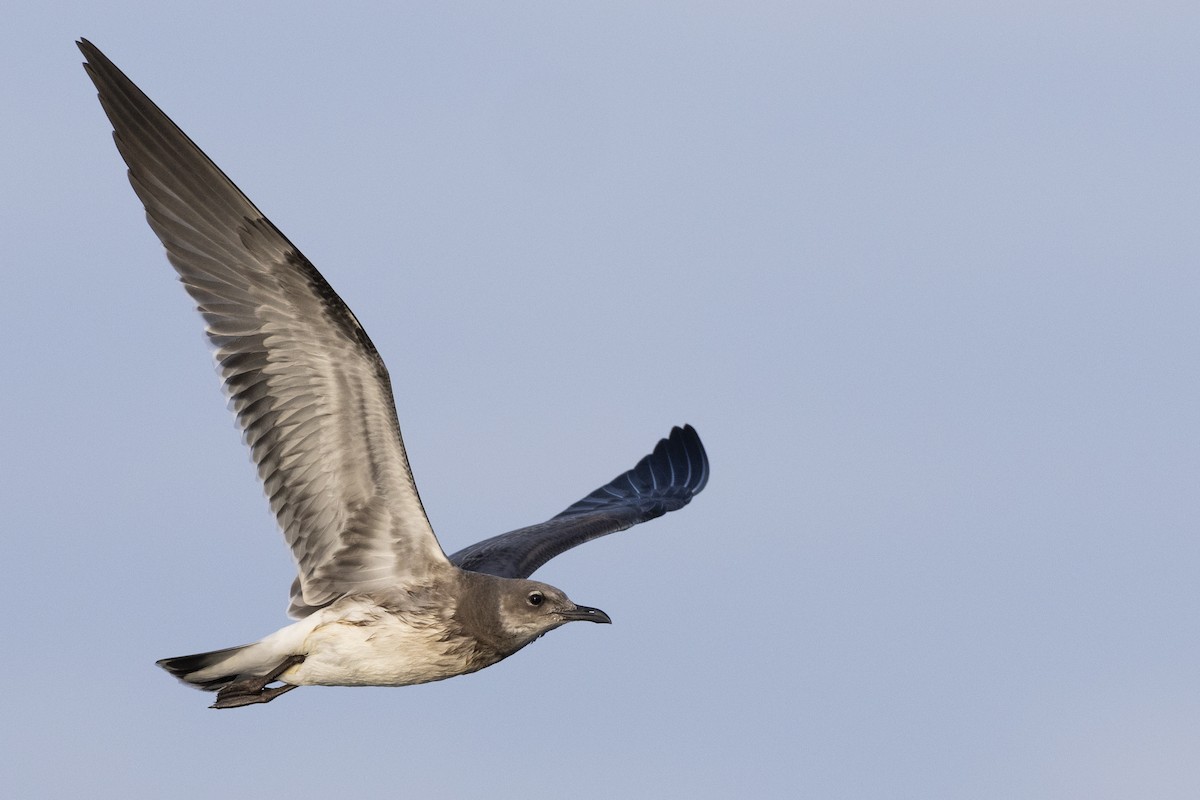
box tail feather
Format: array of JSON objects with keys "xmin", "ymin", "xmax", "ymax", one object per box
[
  {"xmin": 157, "ymin": 644, "xmax": 256, "ymax": 691},
  {"xmin": 157, "ymin": 618, "xmax": 316, "ymax": 700}
]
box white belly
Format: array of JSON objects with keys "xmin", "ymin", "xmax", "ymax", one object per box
[{"xmin": 280, "ymin": 603, "xmax": 474, "ymax": 687}]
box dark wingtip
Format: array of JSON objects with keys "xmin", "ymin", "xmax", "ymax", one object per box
[
  {"xmin": 77, "ymin": 38, "xmax": 100, "ymax": 61},
  {"xmin": 617, "ymin": 424, "xmax": 709, "ymax": 504},
  {"xmin": 77, "ymin": 39, "xmax": 116, "ymax": 92},
  {"xmin": 669, "ymin": 424, "xmax": 710, "ymax": 496}
]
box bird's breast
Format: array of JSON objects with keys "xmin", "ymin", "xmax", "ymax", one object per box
[{"xmin": 282, "ymin": 602, "xmax": 503, "ymax": 687}]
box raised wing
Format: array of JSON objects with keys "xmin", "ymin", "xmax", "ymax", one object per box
[
  {"xmin": 449, "ymin": 425, "xmax": 708, "ymax": 578},
  {"xmin": 79, "ymin": 40, "xmax": 451, "ymax": 617}
]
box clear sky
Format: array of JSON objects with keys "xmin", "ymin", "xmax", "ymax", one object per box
[{"xmin": 3, "ymin": 2, "xmax": 1199, "ymax": 798}]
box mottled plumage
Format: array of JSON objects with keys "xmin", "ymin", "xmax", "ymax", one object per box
[{"xmin": 79, "ymin": 39, "xmax": 709, "ymax": 709}]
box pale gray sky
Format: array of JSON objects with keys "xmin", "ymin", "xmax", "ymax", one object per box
[{"xmin": 4, "ymin": 2, "xmax": 1199, "ymax": 798}]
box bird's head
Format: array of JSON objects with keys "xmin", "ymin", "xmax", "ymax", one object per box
[{"xmin": 495, "ymin": 579, "xmax": 611, "ymax": 645}]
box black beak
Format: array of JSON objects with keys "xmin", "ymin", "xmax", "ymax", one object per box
[{"xmin": 560, "ymin": 604, "xmax": 612, "ymax": 624}]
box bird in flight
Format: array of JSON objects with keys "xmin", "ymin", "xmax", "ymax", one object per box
[{"xmin": 79, "ymin": 39, "xmax": 709, "ymax": 708}]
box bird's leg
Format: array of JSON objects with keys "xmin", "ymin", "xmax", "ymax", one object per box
[{"xmin": 210, "ymin": 654, "xmax": 305, "ymax": 709}]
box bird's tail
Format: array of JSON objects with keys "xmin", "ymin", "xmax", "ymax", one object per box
[
  {"xmin": 157, "ymin": 644, "xmax": 260, "ymax": 691},
  {"xmin": 158, "ymin": 616, "xmax": 315, "ymax": 693},
  {"xmin": 158, "ymin": 642, "xmax": 307, "ymax": 708}
]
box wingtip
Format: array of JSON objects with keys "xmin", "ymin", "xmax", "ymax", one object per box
[
  {"xmin": 77, "ymin": 38, "xmax": 108, "ymax": 80},
  {"xmin": 669, "ymin": 424, "xmax": 709, "ymax": 495},
  {"xmin": 77, "ymin": 39, "xmax": 118, "ymax": 74}
]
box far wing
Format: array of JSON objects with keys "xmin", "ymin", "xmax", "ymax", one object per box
[{"xmin": 449, "ymin": 425, "xmax": 708, "ymax": 579}]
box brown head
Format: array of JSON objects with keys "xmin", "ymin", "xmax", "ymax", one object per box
[{"xmin": 454, "ymin": 571, "xmax": 611, "ymax": 658}]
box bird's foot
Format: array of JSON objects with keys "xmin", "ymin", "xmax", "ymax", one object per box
[{"xmin": 210, "ymin": 654, "xmax": 305, "ymax": 709}]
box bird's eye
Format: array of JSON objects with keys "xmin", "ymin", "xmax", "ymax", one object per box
[{"xmin": 527, "ymin": 591, "xmax": 544, "ymax": 607}]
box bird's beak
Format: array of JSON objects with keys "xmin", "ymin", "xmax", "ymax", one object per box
[{"xmin": 560, "ymin": 604, "xmax": 612, "ymax": 624}]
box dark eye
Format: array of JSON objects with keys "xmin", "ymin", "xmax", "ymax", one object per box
[{"xmin": 527, "ymin": 591, "xmax": 544, "ymax": 607}]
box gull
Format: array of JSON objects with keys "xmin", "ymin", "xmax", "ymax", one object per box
[{"xmin": 78, "ymin": 39, "xmax": 709, "ymax": 708}]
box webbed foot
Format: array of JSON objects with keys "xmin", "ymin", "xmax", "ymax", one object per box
[{"xmin": 210, "ymin": 654, "xmax": 304, "ymax": 709}]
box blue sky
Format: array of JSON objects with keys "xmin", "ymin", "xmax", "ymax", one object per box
[{"xmin": 4, "ymin": 3, "xmax": 1199, "ymax": 798}]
